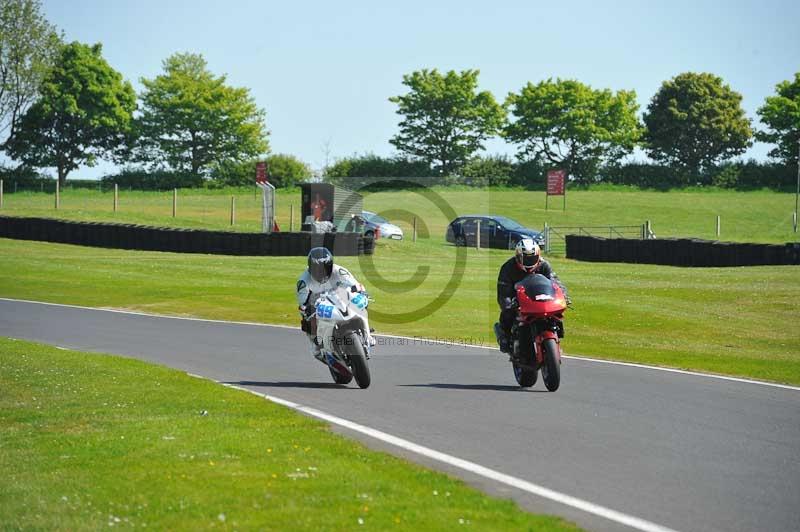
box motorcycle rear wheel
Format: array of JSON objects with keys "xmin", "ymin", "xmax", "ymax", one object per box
[
  {"xmin": 329, "ymin": 366, "xmax": 353, "ymax": 385},
  {"xmin": 512, "ymin": 325, "xmax": 536, "ymax": 387},
  {"xmin": 513, "ymin": 363, "xmax": 537, "ymax": 387},
  {"xmin": 541, "ymin": 338, "xmax": 561, "ymax": 392},
  {"xmin": 345, "ymin": 332, "xmax": 371, "ymax": 389}
]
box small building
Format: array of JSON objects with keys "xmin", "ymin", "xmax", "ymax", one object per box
[{"xmin": 299, "ymin": 183, "xmax": 363, "ymax": 233}]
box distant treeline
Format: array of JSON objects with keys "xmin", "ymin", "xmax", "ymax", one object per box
[
  {"xmin": 1, "ymin": 155, "xmax": 793, "ymax": 192},
  {"xmin": 324, "ymin": 154, "xmax": 795, "ymax": 192}
]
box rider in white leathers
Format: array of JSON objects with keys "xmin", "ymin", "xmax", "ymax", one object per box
[{"xmin": 297, "ymin": 247, "xmax": 374, "ymax": 360}]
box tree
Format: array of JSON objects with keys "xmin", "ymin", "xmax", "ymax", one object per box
[
  {"xmin": 643, "ymin": 72, "xmax": 752, "ymax": 176},
  {"xmin": 137, "ymin": 53, "xmax": 269, "ymax": 178},
  {"xmin": 757, "ymin": 72, "xmax": 800, "ymax": 165},
  {"xmin": 389, "ymin": 69, "xmax": 505, "ymax": 176},
  {"xmin": 504, "ymin": 79, "xmax": 642, "ymax": 184},
  {"xmin": 457, "ymin": 154, "xmax": 514, "ymax": 187},
  {"xmin": 264, "ymin": 154, "xmax": 311, "ymax": 188},
  {"xmin": 5, "ymin": 41, "xmax": 135, "ymax": 185},
  {"xmin": 325, "ymin": 153, "xmax": 434, "ymax": 179},
  {"xmin": 0, "ymin": 0, "xmax": 61, "ymax": 147},
  {"xmin": 212, "ymin": 154, "xmax": 311, "ymax": 188}
]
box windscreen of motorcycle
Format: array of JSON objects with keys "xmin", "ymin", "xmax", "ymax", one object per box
[{"xmin": 515, "ymin": 274, "xmax": 556, "ymax": 301}]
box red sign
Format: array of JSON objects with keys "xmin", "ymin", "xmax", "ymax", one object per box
[
  {"xmin": 255, "ymin": 161, "xmax": 268, "ymax": 184},
  {"xmin": 547, "ymin": 169, "xmax": 566, "ymax": 196}
]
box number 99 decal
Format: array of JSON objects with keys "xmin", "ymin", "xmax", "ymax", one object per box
[{"xmin": 316, "ymin": 303, "xmax": 334, "ymax": 319}]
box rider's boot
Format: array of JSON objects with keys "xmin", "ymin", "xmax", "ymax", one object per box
[
  {"xmin": 307, "ymin": 334, "xmax": 324, "ymax": 362},
  {"xmin": 494, "ymin": 322, "xmax": 511, "ymax": 353}
]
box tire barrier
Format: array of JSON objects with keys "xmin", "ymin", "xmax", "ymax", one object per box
[
  {"xmin": 0, "ymin": 215, "xmax": 375, "ymax": 256},
  {"xmin": 566, "ymin": 235, "xmax": 800, "ymax": 267}
]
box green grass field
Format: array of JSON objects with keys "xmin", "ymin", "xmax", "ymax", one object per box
[
  {"xmin": 1, "ymin": 237, "xmax": 798, "ymax": 385},
  {"xmin": 0, "ymin": 337, "xmax": 578, "ymax": 531},
  {"xmin": 2, "ymin": 185, "xmax": 798, "ymax": 243}
]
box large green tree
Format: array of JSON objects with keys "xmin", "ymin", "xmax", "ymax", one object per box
[
  {"xmin": 389, "ymin": 69, "xmax": 505, "ymax": 176},
  {"xmin": 212, "ymin": 153, "xmax": 310, "ymax": 188},
  {"xmin": 643, "ymin": 72, "xmax": 752, "ymax": 175},
  {"xmin": 136, "ymin": 53, "xmax": 269, "ymax": 177},
  {"xmin": 0, "ymin": 0, "xmax": 61, "ymax": 147},
  {"xmin": 6, "ymin": 41, "xmax": 135, "ymax": 185},
  {"xmin": 757, "ymin": 72, "xmax": 800, "ymax": 165},
  {"xmin": 504, "ymin": 78, "xmax": 642, "ymax": 183}
]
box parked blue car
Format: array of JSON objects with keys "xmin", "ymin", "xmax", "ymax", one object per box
[{"xmin": 446, "ymin": 215, "xmax": 544, "ymax": 249}]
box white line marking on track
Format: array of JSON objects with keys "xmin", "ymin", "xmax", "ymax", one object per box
[
  {"xmin": 222, "ymin": 382, "xmax": 680, "ymax": 532},
  {"xmin": 2, "ymin": 296, "xmax": 798, "ymax": 392}
]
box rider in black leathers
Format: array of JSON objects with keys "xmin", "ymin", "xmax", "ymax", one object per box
[{"xmin": 495, "ymin": 238, "xmax": 568, "ymax": 353}]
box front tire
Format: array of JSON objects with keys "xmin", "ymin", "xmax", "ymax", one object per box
[
  {"xmin": 455, "ymin": 235, "xmax": 467, "ymax": 246},
  {"xmin": 345, "ymin": 333, "xmax": 371, "ymax": 389},
  {"xmin": 541, "ymin": 338, "xmax": 561, "ymax": 392}
]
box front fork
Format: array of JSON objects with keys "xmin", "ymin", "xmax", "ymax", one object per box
[
  {"xmin": 534, "ymin": 330, "xmax": 561, "ymax": 366},
  {"xmin": 513, "ymin": 320, "xmax": 561, "ymax": 368}
]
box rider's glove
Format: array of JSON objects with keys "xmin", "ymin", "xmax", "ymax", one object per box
[
  {"xmin": 350, "ymin": 283, "xmax": 366, "ymax": 293},
  {"xmin": 503, "ymin": 297, "xmax": 518, "ymax": 310}
]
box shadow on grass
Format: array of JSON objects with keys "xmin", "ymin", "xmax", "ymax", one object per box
[
  {"xmin": 398, "ymin": 383, "xmax": 548, "ymax": 392},
  {"xmin": 226, "ymin": 380, "xmax": 350, "ymax": 389}
]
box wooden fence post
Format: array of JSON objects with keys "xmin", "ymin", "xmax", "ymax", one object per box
[
  {"xmin": 230, "ymin": 196, "xmax": 236, "ymax": 226},
  {"xmin": 113, "ymin": 184, "xmax": 118, "ymax": 212},
  {"xmin": 172, "ymin": 188, "xmax": 177, "ymax": 218},
  {"xmin": 716, "ymin": 215, "xmax": 721, "ymax": 238},
  {"xmin": 476, "ymin": 219, "xmax": 481, "ymax": 249},
  {"xmin": 543, "ymin": 222, "xmax": 549, "ymax": 253},
  {"xmin": 413, "ymin": 216, "xmax": 417, "ymax": 243},
  {"xmin": 55, "ymin": 181, "xmax": 60, "ymax": 210},
  {"xmin": 290, "ymin": 204, "xmax": 294, "ymax": 232}
]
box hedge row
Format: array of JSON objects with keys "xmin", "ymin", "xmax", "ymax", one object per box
[
  {"xmin": 0, "ymin": 216, "xmax": 374, "ymax": 256},
  {"xmin": 565, "ymin": 235, "xmax": 800, "ymax": 267}
]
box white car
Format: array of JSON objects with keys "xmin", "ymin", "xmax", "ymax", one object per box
[{"xmin": 362, "ymin": 211, "xmax": 404, "ymax": 240}]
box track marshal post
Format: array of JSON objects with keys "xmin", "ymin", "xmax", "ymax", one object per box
[{"xmin": 255, "ymin": 161, "xmax": 276, "ymax": 234}]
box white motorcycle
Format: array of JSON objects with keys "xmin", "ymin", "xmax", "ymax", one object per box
[{"xmin": 311, "ymin": 286, "xmax": 372, "ymax": 389}]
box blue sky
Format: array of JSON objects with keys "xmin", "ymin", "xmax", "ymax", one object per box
[{"xmin": 40, "ymin": 0, "xmax": 800, "ymax": 178}]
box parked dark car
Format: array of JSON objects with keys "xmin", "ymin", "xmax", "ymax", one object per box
[{"xmin": 446, "ymin": 215, "xmax": 544, "ymax": 249}]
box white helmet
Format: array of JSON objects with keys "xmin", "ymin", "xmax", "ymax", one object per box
[{"xmin": 515, "ymin": 238, "xmax": 540, "ymax": 273}]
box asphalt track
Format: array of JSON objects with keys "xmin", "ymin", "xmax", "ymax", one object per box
[{"xmin": 1, "ymin": 298, "xmax": 798, "ymax": 532}]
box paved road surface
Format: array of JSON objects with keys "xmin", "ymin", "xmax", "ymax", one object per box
[{"xmin": 1, "ymin": 299, "xmax": 798, "ymax": 532}]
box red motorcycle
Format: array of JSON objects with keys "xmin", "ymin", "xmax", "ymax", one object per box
[{"xmin": 503, "ymin": 274, "xmax": 567, "ymax": 391}]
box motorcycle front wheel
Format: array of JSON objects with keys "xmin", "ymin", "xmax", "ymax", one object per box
[
  {"xmin": 345, "ymin": 332, "xmax": 371, "ymax": 389},
  {"xmin": 541, "ymin": 338, "xmax": 561, "ymax": 392}
]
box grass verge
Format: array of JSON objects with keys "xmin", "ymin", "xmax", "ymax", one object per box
[
  {"xmin": 0, "ymin": 337, "xmax": 579, "ymax": 531},
  {"xmin": 1, "ymin": 186, "xmax": 798, "ymax": 243},
  {"xmin": 1, "ymin": 238, "xmax": 798, "ymax": 385}
]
